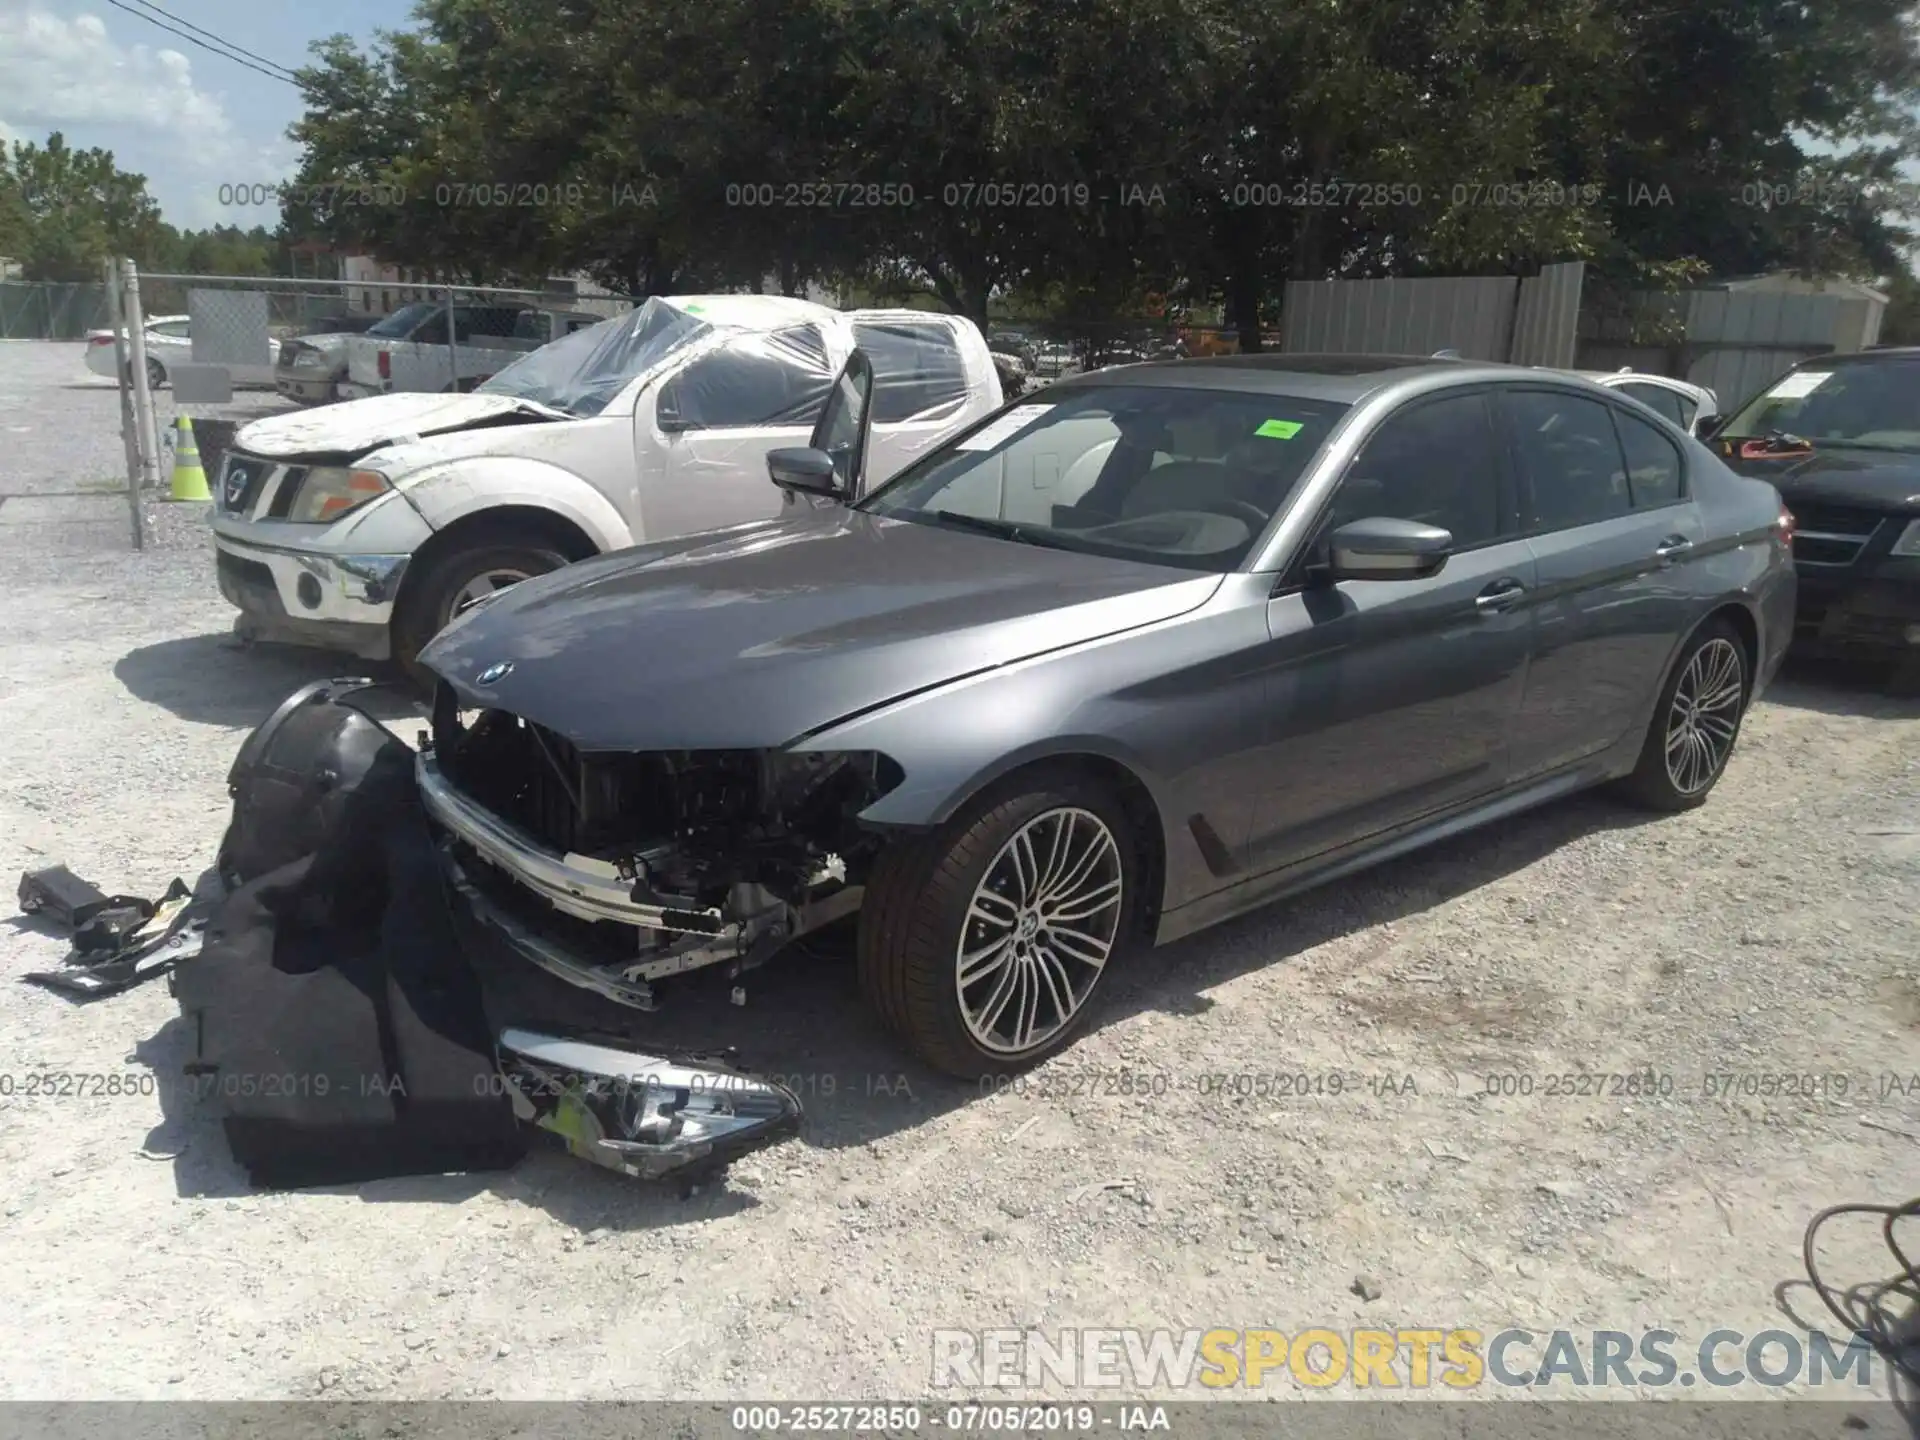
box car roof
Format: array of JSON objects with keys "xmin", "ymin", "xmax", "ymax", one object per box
[
  {"xmin": 661, "ymin": 294, "xmax": 839, "ymax": 329},
  {"xmin": 144, "ymin": 314, "xmax": 190, "ymax": 326},
  {"xmin": 1043, "ymin": 352, "xmax": 1524, "ymax": 403}
]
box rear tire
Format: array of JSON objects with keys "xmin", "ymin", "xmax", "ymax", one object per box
[
  {"xmin": 858, "ymin": 772, "xmax": 1139, "ymax": 1078},
  {"xmin": 392, "ymin": 539, "xmax": 567, "ymax": 687},
  {"xmin": 1616, "ymin": 618, "xmax": 1750, "ymax": 812}
]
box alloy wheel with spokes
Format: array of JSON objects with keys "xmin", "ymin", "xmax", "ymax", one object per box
[
  {"xmin": 1663, "ymin": 636, "xmax": 1744, "ymax": 795},
  {"xmin": 1619, "ymin": 618, "xmax": 1749, "ymax": 813},
  {"xmin": 957, "ymin": 806, "xmax": 1124, "ymax": 1056},
  {"xmin": 858, "ymin": 776, "xmax": 1139, "ymax": 1078}
]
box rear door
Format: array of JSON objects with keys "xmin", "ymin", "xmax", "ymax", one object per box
[
  {"xmin": 1250, "ymin": 388, "xmax": 1537, "ymax": 871},
  {"xmin": 1500, "ymin": 386, "xmax": 1703, "ymax": 779}
]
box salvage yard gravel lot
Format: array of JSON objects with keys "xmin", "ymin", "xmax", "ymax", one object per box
[{"xmin": 0, "ymin": 340, "xmax": 1915, "ymax": 1401}]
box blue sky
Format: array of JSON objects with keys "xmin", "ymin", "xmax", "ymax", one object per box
[{"xmin": 0, "ymin": 0, "xmax": 393, "ymax": 228}]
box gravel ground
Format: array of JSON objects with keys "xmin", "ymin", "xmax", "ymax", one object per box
[{"xmin": 0, "ymin": 341, "xmax": 1916, "ymax": 1404}]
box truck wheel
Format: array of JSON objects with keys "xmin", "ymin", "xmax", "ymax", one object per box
[
  {"xmin": 393, "ymin": 540, "xmax": 567, "ymax": 685},
  {"xmin": 857, "ymin": 770, "xmax": 1140, "ymax": 1079}
]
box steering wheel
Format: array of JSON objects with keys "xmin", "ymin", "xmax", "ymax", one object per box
[{"xmin": 1193, "ymin": 498, "xmax": 1271, "ymax": 531}]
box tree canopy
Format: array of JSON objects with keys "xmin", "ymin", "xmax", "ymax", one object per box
[{"xmin": 0, "ymin": 133, "xmax": 296, "ymax": 283}]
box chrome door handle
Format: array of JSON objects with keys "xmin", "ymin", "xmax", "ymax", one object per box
[
  {"xmin": 1654, "ymin": 535, "xmax": 1694, "ymax": 561},
  {"xmin": 1475, "ymin": 580, "xmax": 1526, "ymax": 613}
]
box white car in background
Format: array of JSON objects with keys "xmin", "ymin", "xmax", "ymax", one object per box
[
  {"xmin": 1579, "ymin": 368, "xmax": 1720, "ymax": 435},
  {"xmin": 209, "ymin": 295, "xmax": 1003, "ymax": 675},
  {"xmin": 84, "ymin": 314, "xmax": 277, "ymax": 390}
]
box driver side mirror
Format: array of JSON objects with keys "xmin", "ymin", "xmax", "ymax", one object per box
[
  {"xmin": 1325, "ymin": 516, "xmax": 1452, "ymax": 582},
  {"xmin": 767, "ymin": 446, "xmax": 845, "ymax": 500},
  {"xmin": 1694, "ymin": 413, "xmax": 1726, "ymax": 441}
]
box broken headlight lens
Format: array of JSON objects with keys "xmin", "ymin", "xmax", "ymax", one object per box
[{"xmin": 289, "ymin": 466, "xmax": 391, "ymax": 524}]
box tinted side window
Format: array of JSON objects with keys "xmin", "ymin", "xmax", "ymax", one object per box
[
  {"xmin": 853, "ymin": 321, "xmax": 971, "ymax": 423},
  {"xmin": 1611, "ymin": 407, "xmax": 1685, "ymax": 508},
  {"xmin": 658, "ymin": 325, "xmax": 833, "ymax": 429},
  {"xmin": 1331, "ymin": 393, "xmax": 1505, "ymax": 547},
  {"xmin": 1619, "ymin": 382, "xmax": 1686, "ymax": 427},
  {"xmin": 1507, "ymin": 391, "xmax": 1631, "ymax": 530},
  {"xmin": 149, "ymin": 320, "xmax": 190, "ymax": 339}
]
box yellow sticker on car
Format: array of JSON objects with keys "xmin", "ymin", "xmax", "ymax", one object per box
[{"xmin": 1256, "ymin": 419, "xmax": 1304, "ymax": 439}]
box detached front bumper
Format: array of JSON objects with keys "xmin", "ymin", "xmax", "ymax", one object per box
[{"xmin": 215, "ymin": 535, "xmax": 410, "ymax": 660}]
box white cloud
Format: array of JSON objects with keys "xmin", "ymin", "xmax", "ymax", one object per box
[{"xmin": 0, "ymin": 1, "xmax": 298, "ymax": 226}]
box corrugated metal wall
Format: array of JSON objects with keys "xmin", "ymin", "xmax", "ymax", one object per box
[
  {"xmin": 1576, "ymin": 285, "xmax": 1888, "ymax": 411},
  {"xmin": 1280, "ymin": 263, "xmax": 1584, "ymax": 367},
  {"xmin": 1510, "ymin": 262, "xmax": 1586, "ymax": 368},
  {"xmin": 1281, "ymin": 275, "xmax": 1520, "ymax": 360}
]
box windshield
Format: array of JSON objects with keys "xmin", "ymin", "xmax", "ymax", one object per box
[
  {"xmin": 859, "ymin": 384, "xmax": 1349, "ymax": 572},
  {"xmin": 477, "ymin": 299, "xmax": 712, "ymax": 417},
  {"xmin": 367, "ymin": 302, "xmax": 442, "ymax": 339},
  {"xmin": 1720, "ymin": 358, "xmax": 1920, "ymax": 452}
]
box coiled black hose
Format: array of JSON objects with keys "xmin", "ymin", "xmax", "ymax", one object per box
[{"xmin": 1803, "ymin": 1197, "xmax": 1920, "ymax": 1387}]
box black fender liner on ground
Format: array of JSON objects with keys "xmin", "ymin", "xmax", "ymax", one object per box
[{"xmin": 171, "ymin": 679, "xmax": 525, "ymax": 1189}]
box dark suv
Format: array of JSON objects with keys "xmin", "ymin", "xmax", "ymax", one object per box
[{"xmin": 1713, "ymin": 348, "xmax": 1920, "ymax": 675}]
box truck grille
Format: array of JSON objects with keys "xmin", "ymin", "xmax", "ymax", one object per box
[
  {"xmin": 1788, "ymin": 501, "xmax": 1882, "ymax": 568},
  {"xmin": 220, "ymin": 454, "xmax": 270, "ymax": 514}
]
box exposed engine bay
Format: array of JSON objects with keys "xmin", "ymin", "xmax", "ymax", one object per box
[{"xmin": 419, "ymin": 682, "xmax": 902, "ymax": 1010}]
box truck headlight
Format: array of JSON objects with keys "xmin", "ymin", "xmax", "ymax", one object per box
[
  {"xmin": 290, "ymin": 467, "xmax": 391, "ymax": 523},
  {"xmin": 1891, "ymin": 520, "xmax": 1920, "ymax": 558}
]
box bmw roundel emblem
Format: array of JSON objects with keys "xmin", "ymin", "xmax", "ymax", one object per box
[{"xmin": 476, "ymin": 661, "xmax": 514, "ymax": 686}]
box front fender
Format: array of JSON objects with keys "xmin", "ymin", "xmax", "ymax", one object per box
[{"xmin": 395, "ymin": 457, "xmax": 632, "ymax": 552}]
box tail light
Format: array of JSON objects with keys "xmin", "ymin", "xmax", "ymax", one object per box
[
  {"xmin": 376, "ymin": 349, "xmax": 391, "ymax": 380},
  {"xmin": 1774, "ymin": 503, "xmax": 1795, "ymax": 546},
  {"xmin": 88, "ymin": 335, "xmax": 114, "ymax": 348}
]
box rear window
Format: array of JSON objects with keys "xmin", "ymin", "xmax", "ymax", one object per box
[{"xmin": 367, "ymin": 302, "xmax": 441, "ymax": 339}]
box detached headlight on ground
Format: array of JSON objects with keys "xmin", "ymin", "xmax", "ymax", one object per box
[
  {"xmin": 290, "ymin": 467, "xmax": 391, "ymax": 523},
  {"xmin": 495, "ymin": 1028, "xmax": 802, "ymax": 1179},
  {"xmin": 1890, "ymin": 519, "xmax": 1920, "ymax": 558}
]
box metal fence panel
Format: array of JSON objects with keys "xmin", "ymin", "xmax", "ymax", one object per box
[
  {"xmin": 1511, "ymin": 262, "xmax": 1585, "ymax": 368},
  {"xmin": 1281, "ymin": 275, "xmax": 1520, "ymax": 360},
  {"xmin": 1689, "ymin": 346, "xmax": 1829, "ymax": 412},
  {"xmin": 188, "ymin": 288, "xmax": 274, "ymax": 369}
]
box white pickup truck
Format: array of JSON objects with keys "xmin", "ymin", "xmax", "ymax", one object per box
[
  {"xmin": 211, "ymin": 295, "xmax": 1003, "ymax": 674},
  {"xmin": 338, "ymin": 301, "xmax": 607, "ymax": 399}
]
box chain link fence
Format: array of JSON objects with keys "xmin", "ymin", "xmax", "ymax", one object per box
[
  {"xmin": 0, "ymin": 281, "xmax": 113, "ymax": 339},
  {"xmin": 122, "ymin": 273, "xmax": 636, "ymax": 403}
]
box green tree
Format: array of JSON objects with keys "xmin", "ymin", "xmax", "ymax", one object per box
[{"xmin": 0, "ymin": 133, "xmax": 167, "ymax": 280}]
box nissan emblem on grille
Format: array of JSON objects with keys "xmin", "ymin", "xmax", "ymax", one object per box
[{"xmin": 476, "ymin": 661, "xmax": 514, "ymax": 685}]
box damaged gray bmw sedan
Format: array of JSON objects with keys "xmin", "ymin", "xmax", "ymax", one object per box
[{"xmin": 415, "ymin": 351, "xmax": 1797, "ymax": 1079}]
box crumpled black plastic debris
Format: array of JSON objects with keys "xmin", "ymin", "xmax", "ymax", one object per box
[{"xmin": 17, "ymin": 869, "xmax": 204, "ymax": 999}]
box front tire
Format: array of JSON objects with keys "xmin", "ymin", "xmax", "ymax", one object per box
[
  {"xmin": 1617, "ymin": 619, "xmax": 1749, "ymax": 812},
  {"xmin": 392, "ymin": 539, "xmax": 567, "ymax": 686},
  {"xmin": 858, "ymin": 773, "xmax": 1139, "ymax": 1078}
]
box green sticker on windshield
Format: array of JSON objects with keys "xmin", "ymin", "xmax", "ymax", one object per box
[{"xmin": 1255, "ymin": 419, "xmax": 1303, "ymax": 439}]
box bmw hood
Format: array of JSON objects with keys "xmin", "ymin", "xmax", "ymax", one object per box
[
  {"xmin": 420, "ymin": 510, "xmax": 1223, "ymax": 751},
  {"xmin": 234, "ymin": 390, "xmax": 566, "ymax": 460},
  {"xmin": 1723, "ymin": 445, "xmax": 1920, "ymax": 513}
]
